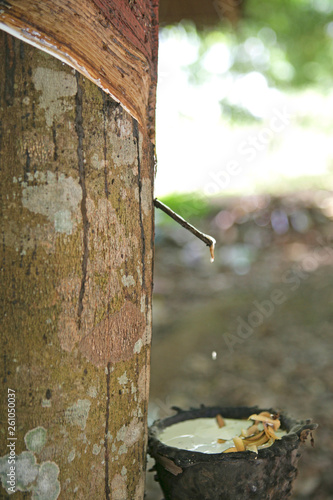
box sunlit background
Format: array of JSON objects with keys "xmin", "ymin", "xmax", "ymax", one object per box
[
  {"xmin": 147, "ymin": 1, "xmax": 333, "ymax": 499},
  {"xmin": 155, "ymin": 2, "xmax": 333, "ymax": 197}
]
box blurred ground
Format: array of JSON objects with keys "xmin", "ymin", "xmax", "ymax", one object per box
[{"xmin": 146, "ymin": 190, "xmax": 333, "ymax": 500}]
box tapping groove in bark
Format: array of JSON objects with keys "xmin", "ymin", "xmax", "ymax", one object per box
[
  {"xmin": 52, "ymin": 123, "xmax": 58, "ymax": 162},
  {"xmin": 134, "ymin": 118, "xmax": 147, "ymax": 290},
  {"xmin": 24, "ymin": 148, "xmax": 31, "ymax": 181},
  {"xmin": 104, "ymin": 361, "xmax": 112, "ymax": 500},
  {"xmin": 4, "ymin": 33, "xmax": 16, "ymax": 106},
  {"xmin": 102, "ymin": 91, "xmax": 110, "ymax": 200},
  {"xmin": 75, "ymin": 73, "xmax": 89, "ymax": 329}
]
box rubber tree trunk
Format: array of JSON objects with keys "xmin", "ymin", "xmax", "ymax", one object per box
[{"xmin": 0, "ymin": 26, "xmax": 154, "ymax": 499}]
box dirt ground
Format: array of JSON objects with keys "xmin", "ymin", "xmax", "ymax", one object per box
[{"xmin": 146, "ymin": 191, "xmax": 333, "ymax": 499}]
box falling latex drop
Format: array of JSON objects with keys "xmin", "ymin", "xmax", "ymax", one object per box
[
  {"xmin": 210, "ymin": 239, "xmax": 216, "ymax": 263},
  {"xmin": 212, "ymin": 351, "xmax": 217, "ymax": 360}
]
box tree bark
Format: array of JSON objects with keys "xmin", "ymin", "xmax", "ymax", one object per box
[
  {"xmin": 0, "ymin": 28, "xmax": 154, "ymax": 499},
  {"xmin": 0, "ymin": 0, "xmax": 159, "ymax": 139}
]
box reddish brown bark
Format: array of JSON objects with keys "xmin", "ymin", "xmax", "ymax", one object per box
[{"xmin": 0, "ymin": 0, "xmax": 159, "ymax": 139}]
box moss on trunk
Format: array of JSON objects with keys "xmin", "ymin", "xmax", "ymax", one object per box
[{"xmin": 0, "ymin": 32, "xmax": 154, "ymax": 499}]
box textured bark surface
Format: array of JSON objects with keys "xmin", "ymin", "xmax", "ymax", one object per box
[
  {"xmin": 0, "ymin": 0, "xmax": 159, "ymax": 139},
  {"xmin": 0, "ymin": 31, "xmax": 154, "ymax": 499}
]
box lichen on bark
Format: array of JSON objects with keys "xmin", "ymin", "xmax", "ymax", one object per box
[{"xmin": 0, "ymin": 32, "xmax": 154, "ymax": 499}]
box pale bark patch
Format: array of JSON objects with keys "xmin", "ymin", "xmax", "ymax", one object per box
[
  {"xmin": 67, "ymin": 450, "xmax": 75, "ymax": 463},
  {"xmin": 111, "ymin": 473, "xmax": 128, "ymax": 500},
  {"xmin": 32, "ymin": 67, "xmax": 77, "ymax": 126},
  {"xmin": 116, "ymin": 417, "xmax": 143, "ymax": 448},
  {"xmin": 138, "ymin": 364, "xmax": 150, "ymax": 403},
  {"xmin": 21, "ymin": 171, "xmax": 82, "ymax": 235},
  {"xmin": 64, "ymin": 399, "xmax": 91, "ymax": 430},
  {"xmin": 134, "ymin": 475, "xmax": 146, "ymax": 500},
  {"xmin": 133, "ymin": 338, "xmax": 143, "ymax": 354},
  {"xmin": 141, "ymin": 178, "xmax": 152, "ymax": 216},
  {"xmin": 118, "ymin": 371, "xmax": 129, "ymax": 386},
  {"xmin": 121, "ymin": 274, "xmax": 136, "ymax": 287},
  {"xmin": 0, "ymin": 451, "xmax": 60, "ymax": 499},
  {"xmin": 24, "ymin": 427, "xmax": 47, "ymax": 453}
]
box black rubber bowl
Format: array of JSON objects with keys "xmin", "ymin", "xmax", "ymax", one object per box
[{"xmin": 148, "ymin": 405, "xmax": 317, "ymax": 500}]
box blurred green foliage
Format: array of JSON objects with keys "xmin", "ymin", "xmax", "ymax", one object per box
[
  {"xmin": 187, "ymin": 0, "xmax": 333, "ymax": 88},
  {"xmin": 157, "ymin": 174, "xmax": 333, "ymax": 221},
  {"xmin": 161, "ymin": 0, "xmax": 333, "ymax": 123},
  {"xmin": 156, "ymin": 192, "xmax": 213, "ymax": 223},
  {"xmin": 241, "ymin": 0, "xmax": 333, "ymax": 89},
  {"xmin": 219, "ymin": 100, "xmax": 261, "ymax": 124},
  {"xmin": 156, "ymin": 0, "xmax": 333, "ymax": 203}
]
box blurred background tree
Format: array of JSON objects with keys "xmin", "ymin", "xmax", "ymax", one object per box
[
  {"xmin": 156, "ymin": 0, "xmax": 333, "ymax": 202},
  {"xmin": 190, "ymin": 0, "xmax": 333, "ymax": 88}
]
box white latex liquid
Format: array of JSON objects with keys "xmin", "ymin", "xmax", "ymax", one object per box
[{"xmin": 159, "ymin": 417, "xmax": 286, "ymax": 454}]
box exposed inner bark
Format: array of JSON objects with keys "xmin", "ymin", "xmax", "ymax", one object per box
[{"xmin": 0, "ymin": 0, "xmax": 159, "ymax": 139}]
